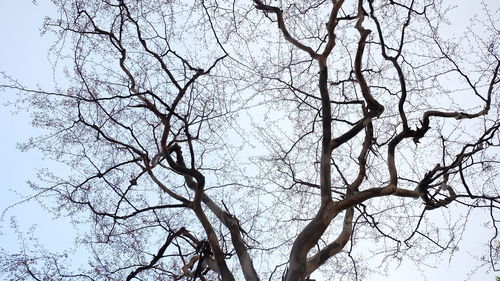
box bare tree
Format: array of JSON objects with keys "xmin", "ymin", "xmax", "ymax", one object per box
[{"xmin": 1, "ymin": 0, "xmax": 499, "ymax": 280}]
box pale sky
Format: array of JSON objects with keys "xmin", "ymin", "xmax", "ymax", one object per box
[{"xmin": 0, "ymin": 1, "xmax": 498, "ymax": 281}]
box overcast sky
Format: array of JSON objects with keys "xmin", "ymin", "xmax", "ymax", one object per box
[{"xmin": 0, "ymin": 1, "xmax": 498, "ymax": 281}]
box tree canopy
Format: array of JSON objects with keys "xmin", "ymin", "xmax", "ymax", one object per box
[{"xmin": 1, "ymin": 0, "xmax": 499, "ymax": 280}]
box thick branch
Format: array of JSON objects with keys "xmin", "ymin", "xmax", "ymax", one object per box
[
  {"xmin": 253, "ymin": 0, "xmax": 319, "ymax": 58},
  {"xmin": 305, "ymin": 207, "xmax": 354, "ymax": 276}
]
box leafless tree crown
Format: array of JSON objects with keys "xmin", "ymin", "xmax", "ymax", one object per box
[{"xmin": 1, "ymin": 0, "xmax": 499, "ymax": 280}]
